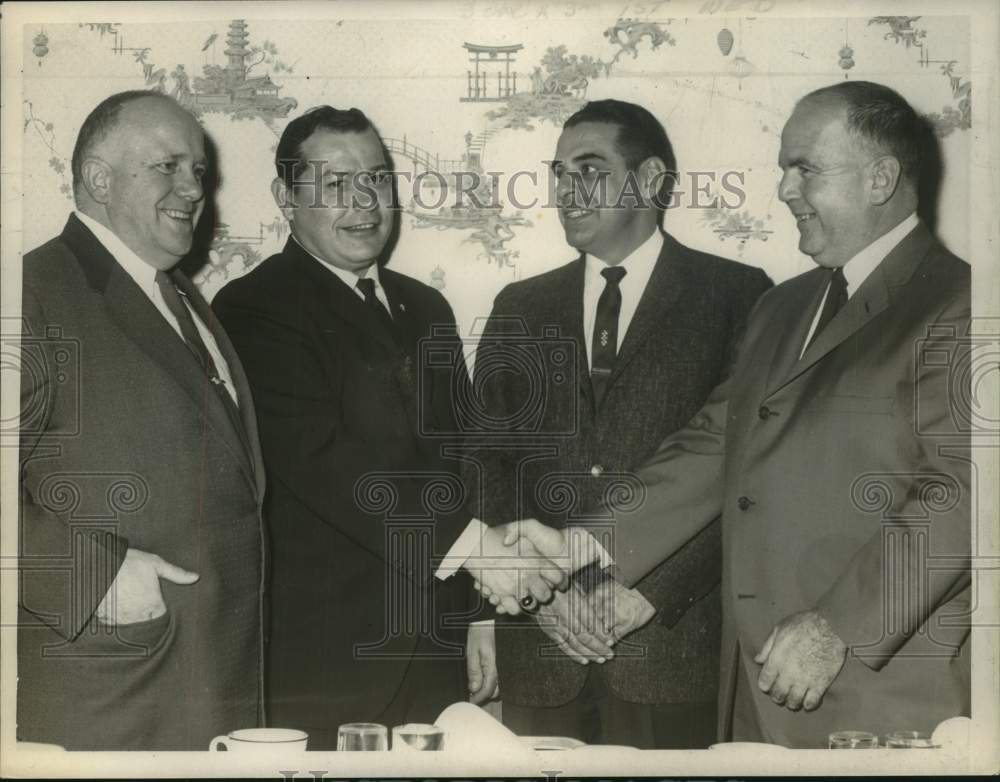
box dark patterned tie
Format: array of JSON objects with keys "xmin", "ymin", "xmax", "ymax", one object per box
[
  {"xmin": 155, "ymin": 271, "xmax": 247, "ymax": 445},
  {"xmin": 356, "ymin": 276, "xmax": 396, "ymax": 336},
  {"xmin": 590, "ymin": 265, "xmax": 627, "ymax": 407},
  {"xmin": 805, "ymin": 266, "xmax": 848, "ymax": 352}
]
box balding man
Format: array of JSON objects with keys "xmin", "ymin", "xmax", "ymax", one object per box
[{"xmin": 17, "ymin": 91, "xmax": 266, "ymax": 749}]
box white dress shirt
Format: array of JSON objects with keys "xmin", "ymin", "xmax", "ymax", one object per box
[
  {"xmin": 74, "ymin": 211, "xmax": 238, "ymax": 403},
  {"xmin": 434, "ymin": 233, "xmax": 665, "ymax": 582},
  {"xmin": 297, "ymin": 237, "xmax": 393, "ymax": 315},
  {"xmin": 799, "ymin": 212, "xmax": 919, "ymax": 358}
]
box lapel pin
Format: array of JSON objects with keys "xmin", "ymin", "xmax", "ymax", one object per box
[{"xmin": 399, "ymin": 303, "xmax": 406, "ymax": 312}]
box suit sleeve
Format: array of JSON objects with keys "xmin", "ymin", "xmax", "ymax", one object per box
[
  {"xmin": 18, "ymin": 284, "xmax": 129, "ymax": 640},
  {"xmin": 461, "ymin": 287, "xmax": 530, "ymax": 526},
  {"xmin": 632, "ymin": 266, "xmax": 773, "ymax": 625},
  {"xmin": 611, "ymin": 267, "xmax": 771, "ymax": 591},
  {"xmin": 815, "ymin": 290, "xmax": 972, "ymax": 670},
  {"xmin": 214, "ymin": 285, "xmax": 471, "ymax": 584}
]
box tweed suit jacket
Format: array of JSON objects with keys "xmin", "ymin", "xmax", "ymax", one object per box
[
  {"xmin": 469, "ymin": 232, "xmax": 772, "ymax": 707},
  {"xmin": 17, "ymin": 214, "xmax": 267, "ymax": 750},
  {"xmin": 608, "ymin": 222, "xmax": 971, "ymax": 746}
]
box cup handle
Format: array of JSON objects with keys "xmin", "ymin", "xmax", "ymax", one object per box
[{"xmin": 209, "ymin": 736, "xmax": 229, "ymax": 751}]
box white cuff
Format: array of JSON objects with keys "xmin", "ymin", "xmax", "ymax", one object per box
[{"xmin": 435, "ymin": 518, "xmax": 487, "ymax": 580}]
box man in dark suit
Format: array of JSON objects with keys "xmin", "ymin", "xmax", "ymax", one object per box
[
  {"xmin": 212, "ymin": 106, "xmax": 561, "ymax": 749},
  {"xmin": 17, "ymin": 91, "xmax": 266, "ymax": 749},
  {"xmin": 465, "ymin": 100, "xmax": 772, "ymax": 747},
  {"xmin": 507, "ymin": 82, "xmax": 972, "ymax": 747}
]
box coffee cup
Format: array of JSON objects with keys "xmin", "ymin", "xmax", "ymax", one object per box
[{"xmin": 209, "ymin": 728, "xmax": 308, "ymax": 753}]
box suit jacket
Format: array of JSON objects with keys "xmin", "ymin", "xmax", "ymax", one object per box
[
  {"xmin": 17, "ymin": 214, "xmax": 266, "ymax": 750},
  {"xmin": 469, "ymin": 232, "xmax": 772, "ymax": 708},
  {"xmin": 609, "ymin": 222, "xmax": 971, "ymax": 746},
  {"xmin": 213, "ymin": 239, "xmax": 473, "ymax": 743}
]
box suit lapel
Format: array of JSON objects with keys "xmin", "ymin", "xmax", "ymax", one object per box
[
  {"xmin": 609, "ymin": 232, "xmax": 685, "ymax": 386},
  {"xmin": 766, "ymin": 221, "xmax": 933, "ymax": 397},
  {"xmin": 63, "ymin": 215, "xmax": 257, "ymax": 489},
  {"xmin": 173, "ymin": 270, "xmax": 264, "ymax": 494},
  {"xmin": 286, "ymin": 240, "xmax": 400, "ymax": 352},
  {"xmin": 762, "ymin": 268, "xmax": 829, "ymax": 398},
  {"xmin": 559, "ymin": 257, "xmax": 595, "ymax": 414}
]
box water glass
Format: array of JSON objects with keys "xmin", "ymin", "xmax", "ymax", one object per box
[
  {"xmin": 828, "ymin": 730, "xmax": 879, "ymax": 749},
  {"xmin": 391, "ymin": 723, "xmax": 445, "ymax": 751},
  {"xmin": 885, "ymin": 730, "xmax": 936, "ymax": 748},
  {"xmin": 337, "ymin": 722, "xmax": 388, "ymax": 751}
]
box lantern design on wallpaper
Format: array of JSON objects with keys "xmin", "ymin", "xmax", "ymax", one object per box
[
  {"xmin": 33, "ymin": 30, "xmax": 49, "ymax": 65},
  {"xmin": 838, "ymin": 20, "xmax": 855, "ymax": 75},
  {"xmin": 717, "ymin": 27, "xmax": 734, "ymax": 56},
  {"xmin": 429, "ymin": 265, "xmax": 446, "ymax": 291},
  {"xmin": 839, "ymin": 44, "xmax": 855, "ymax": 72},
  {"xmin": 728, "ymin": 19, "xmax": 754, "ymax": 90}
]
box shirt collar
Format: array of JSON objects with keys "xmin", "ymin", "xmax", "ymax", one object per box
[
  {"xmin": 74, "ymin": 210, "xmax": 163, "ymax": 300},
  {"xmin": 585, "ymin": 229, "xmax": 663, "ymax": 281},
  {"xmin": 293, "ymin": 235, "xmax": 382, "ymax": 292},
  {"xmin": 841, "ymin": 211, "xmax": 918, "ymax": 297}
]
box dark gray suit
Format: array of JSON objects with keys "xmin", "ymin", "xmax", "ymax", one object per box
[
  {"xmin": 468, "ymin": 232, "xmax": 771, "ymax": 746},
  {"xmin": 18, "ymin": 215, "xmax": 266, "ymax": 749}
]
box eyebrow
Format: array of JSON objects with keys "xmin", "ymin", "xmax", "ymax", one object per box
[
  {"xmin": 320, "ymin": 163, "xmax": 391, "ymax": 177},
  {"xmin": 550, "ymin": 152, "xmax": 609, "ymax": 172}
]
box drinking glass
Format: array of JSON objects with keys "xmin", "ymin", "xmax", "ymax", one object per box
[
  {"xmin": 828, "ymin": 730, "xmax": 879, "ymax": 749},
  {"xmin": 391, "ymin": 723, "xmax": 445, "ymax": 751},
  {"xmin": 337, "ymin": 722, "xmax": 388, "ymax": 751},
  {"xmin": 885, "ymin": 730, "xmax": 936, "ymax": 748}
]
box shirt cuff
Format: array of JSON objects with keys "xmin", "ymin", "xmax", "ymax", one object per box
[
  {"xmin": 580, "ymin": 527, "xmax": 614, "ymax": 570},
  {"xmin": 435, "ymin": 518, "xmax": 487, "ymax": 580}
]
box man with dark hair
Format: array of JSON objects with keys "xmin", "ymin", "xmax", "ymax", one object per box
[
  {"xmin": 465, "ymin": 98, "xmax": 772, "ymax": 747},
  {"xmin": 18, "ymin": 91, "xmax": 266, "ymax": 749},
  {"xmin": 506, "ymin": 81, "xmax": 971, "ymax": 747},
  {"xmin": 213, "ymin": 105, "xmax": 561, "ymax": 748}
]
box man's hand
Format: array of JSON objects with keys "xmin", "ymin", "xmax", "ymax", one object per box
[
  {"xmin": 94, "ymin": 548, "xmax": 199, "ymax": 626},
  {"xmin": 466, "ymin": 622, "xmax": 500, "ymax": 705},
  {"xmin": 590, "ymin": 578, "xmax": 656, "ymax": 642},
  {"xmin": 534, "ymin": 582, "xmax": 616, "ymax": 665},
  {"xmin": 461, "ymin": 524, "xmax": 567, "ymax": 615},
  {"xmin": 473, "ymin": 520, "xmax": 605, "ymax": 615},
  {"xmin": 754, "ymin": 609, "xmax": 847, "ymax": 711}
]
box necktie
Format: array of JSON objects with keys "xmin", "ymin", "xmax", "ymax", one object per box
[
  {"xmin": 356, "ymin": 277, "xmax": 396, "ymax": 336},
  {"xmin": 590, "ymin": 265, "xmax": 627, "ymax": 407},
  {"xmin": 805, "ymin": 266, "xmax": 848, "ymax": 352},
  {"xmin": 155, "ymin": 271, "xmax": 247, "ymax": 445}
]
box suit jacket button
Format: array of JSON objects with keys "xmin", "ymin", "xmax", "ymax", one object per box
[
  {"xmin": 758, "ymin": 405, "xmax": 771, "ymax": 420},
  {"xmin": 737, "ymin": 495, "xmax": 754, "ymax": 511},
  {"xmin": 590, "ymin": 464, "xmax": 604, "ymax": 477}
]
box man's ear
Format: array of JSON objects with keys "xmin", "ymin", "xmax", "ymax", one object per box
[
  {"xmin": 271, "ymin": 177, "xmax": 295, "ymax": 220},
  {"xmin": 80, "ymin": 157, "xmax": 112, "ymax": 205},
  {"xmin": 639, "ymin": 156, "xmax": 668, "ymax": 203},
  {"xmin": 869, "ymin": 155, "xmax": 902, "ymax": 206}
]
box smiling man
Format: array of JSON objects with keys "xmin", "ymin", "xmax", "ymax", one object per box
[
  {"xmin": 212, "ymin": 106, "xmax": 561, "ymax": 747},
  {"xmin": 18, "ymin": 91, "xmax": 266, "ymax": 749},
  {"xmin": 507, "ymin": 82, "xmax": 972, "ymax": 747},
  {"xmin": 465, "ymin": 99, "xmax": 771, "ymax": 747}
]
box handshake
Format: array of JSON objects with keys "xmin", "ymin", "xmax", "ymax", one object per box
[
  {"xmin": 460, "ymin": 519, "xmax": 656, "ymax": 654},
  {"xmin": 463, "ymin": 520, "xmax": 655, "ymax": 703}
]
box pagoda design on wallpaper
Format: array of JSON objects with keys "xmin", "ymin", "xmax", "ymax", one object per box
[{"xmin": 187, "ymin": 19, "xmax": 298, "ymax": 119}]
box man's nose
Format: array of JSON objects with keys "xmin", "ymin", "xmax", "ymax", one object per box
[
  {"xmin": 176, "ymin": 169, "xmax": 204, "ymax": 202},
  {"xmin": 777, "ymin": 169, "xmax": 799, "ymax": 203}
]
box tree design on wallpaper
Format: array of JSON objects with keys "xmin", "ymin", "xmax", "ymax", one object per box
[{"xmin": 867, "ymin": 16, "xmax": 971, "ymax": 137}]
